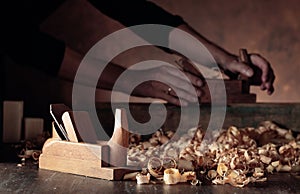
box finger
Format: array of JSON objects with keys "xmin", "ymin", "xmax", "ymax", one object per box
[
  {"xmin": 266, "ymin": 73, "xmax": 275, "ymax": 95},
  {"xmin": 227, "ymin": 60, "xmax": 254, "ymax": 77},
  {"xmin": 260, "ymin": 73, "xmax": 275, "ymax": 95},
  {"xmin": 164, "ymin": 65, "xmax": 204, "ymax": 88},
  {"xmin": 180, "ymin": 58, "xmax": 203, "ymax": 77},
  {"xmin": 260, "ymin": 66, "xmax": 275, "ymax": 89},
  {"xmin": 262, "ymin": 82, "xmax": 274, "ymax": 95},
  {"xmin": 183, "ymin": 71, "xmax": 204, "ymax": 87},
  {"xmin": 267, "ymin": 84, "xmax": 274, "ymax": 95},
  {"xmin": 149, "ymin": 82, "xmax": 181, "ymax": 106},
  {"xmin": 166, "ymin": 73, "xmax": 201, "ymax": 97},
  {"xmin": 154, "ymin": 90, "xmax": 188, "ymax": 106},
  {"xmin": 260, "ymin": 84, "xmax": 267, "ymax": 90},
  {"xmin": 133, "ymin": 81, "xmax": 191, "ymax": 106},
  {"xmin": 158, "ymin": 68, "xmax": 195, "ymax": 94},
  {"xmin": 250, "ymin": 54, "xmax": 270, "ymax": 83},
  {"xmin": 157, "ymin": 82, "xmax": 199, "ymax": 103},
  {"xmin": 170, "ymin": 85, "xmax": 199, "ymax": 103},
  {"xmin": 180, "ymin": 59, "xmax": 206, "ymax": 87}
]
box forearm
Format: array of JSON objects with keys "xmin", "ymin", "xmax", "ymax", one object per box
[
  {"xmin": 58, "ymin": 46, "xmax": 126, "ymax": 91},
  {"xmin": 175, "ymin": 24, "xmax": 236, "ymax": 68}
]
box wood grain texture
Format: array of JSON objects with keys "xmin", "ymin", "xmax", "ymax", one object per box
[
  {"xmin": 1, "ymin": 163, "xmax": 300, "ymax": 193},
  {"xmin": 39, "ymin": 138, "xmax": 135, "ymax": 180},
  {"xmin": 62, "ymin": 112, "xmax": 79, "ymax": 142},
  {"xmin": 107, "ymin": 108, "xmax": 130, "ymax": 167}
]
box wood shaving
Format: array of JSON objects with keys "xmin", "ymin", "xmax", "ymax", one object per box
[
  {"xmin": 128, "ymin": 121, "xmax": 300, "ymax": 187},
  {"xmin": 163, "ymin": 168, "xmax": 181, "ymax": 185},
  {"xmin": 136, "ymin": 173, "xmax": 151, "ymax": 184}
]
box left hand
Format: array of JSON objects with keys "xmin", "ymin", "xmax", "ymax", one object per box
[
  {"xmin": 124, "ymin": 64, "xmax": 204, "ymax": 106},
  {"xmin": 224, "ymin": 53, "xmax": 275, "ymax": 95}
]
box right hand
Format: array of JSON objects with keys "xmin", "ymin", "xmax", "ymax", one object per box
[{"xmin": 223, "ymin": 54, "xmax": 275, "ymax": 95}]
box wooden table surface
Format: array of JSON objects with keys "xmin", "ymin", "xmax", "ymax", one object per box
[
  {"xmin": 1, "ymin": 103, "xmax": 300, "ymax": 193},
  {"xmin": 0, "ymin": 162, "xmax": 299, "ymax": 194}
]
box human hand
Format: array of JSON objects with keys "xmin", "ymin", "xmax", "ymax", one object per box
[
  {"xmin": 224, "ymin": 53, "xmax": 275, "ymax": 95},
  {"xmin": 127, "ymin": 64, "xmax": 204, "ymax": 106}
]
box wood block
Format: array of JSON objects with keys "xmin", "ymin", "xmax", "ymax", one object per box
[
  {"xmin": 227, "ymin": 94, "xmax": 256, "ymax": 103},
  {"xmin": 24, "ymin": 118, "xmax": 44, "ymax": 140},
  {"xmin": 225, "ymin": 80, "xmax": 250, "ymax": 94},
  {"xmin": 200, "ymin": 80, "xmax": 255, "ymax": 104},
  {"xmin": 2, "ymin": 101, "xmax": 23, "ymax": 143},
  {"xmin": 39, "ymin": 138, "xmax": 109, "ymax": 167},
  {"xmin": 204, "ymin": 79, "xmax": 250, "ymax": 95},
  {"xmin": 200, "ymin": 93, "xmax": 256, "ymax": 104},
  {"xmin": 39, "ymin": 138, "xmax": 135, "ymax": 180},
  {"xmin": 39, "ymin": 154, "xmax": 135, "ymax": 180}
]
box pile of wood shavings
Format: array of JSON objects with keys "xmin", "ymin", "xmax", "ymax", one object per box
[
  {"xmin": 16, "ymin": 131, "xmax": 50, "ymax": 167},
  {"xmin": 127, "ymin": 121, "xmax": 300, "ymax": 187}
]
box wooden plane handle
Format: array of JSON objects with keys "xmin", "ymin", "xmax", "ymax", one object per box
[
  {"xmin": 238, "ymin": 48, "xmax": 252, "ymax": 81},
  {"xmin": 239, "ymin": 48, "xmax": 251, "ymax": 64},
  {"xmin": 107, "ymin": 108, "xmax": 130, "ymax": 167}
]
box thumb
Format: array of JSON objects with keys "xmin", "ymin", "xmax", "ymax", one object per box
[{"xmin": 228, "ymin": 60, "xmax": 254, "ymax": 77}]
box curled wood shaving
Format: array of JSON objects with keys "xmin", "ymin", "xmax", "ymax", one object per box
[
  {"xmin": 190, "ymin": 179, "xmax": 201, "ymax": 186},
  {"xmin": 136, "ymin": 173, "xmax": 151, "ymax": 184},
  {"xmin": 128, "ymin": 121, "xmax": 300, "ymax": 187},
  {"xmin": 147, "ymin": 157, "xmax": 163, "ymax": 179},
  {"xmin": 217, "ymin": 163, "xmax": 228, "ymax": 177},
  {"xmin": 163, "ymin": 168, "xmax": 181, "ymax": 185},
  {"xmin": 180, "ymin": 171, "xmax": 196, "ymax": 182},
  {"xmin": 207, "ymin": 170, "xmax": 217, "ymax": 179}
]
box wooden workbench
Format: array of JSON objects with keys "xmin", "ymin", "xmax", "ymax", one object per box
[
  {"xmin": 0, "ymin": 162, "xmax": 299, "ymax": 194},
  {"xmin": 1, "ymin": 103, "xmax": 300, "ymax": 193},
  {"xmin": 96, "ymin": 103, "xmax": 300, "ymax": 138}
]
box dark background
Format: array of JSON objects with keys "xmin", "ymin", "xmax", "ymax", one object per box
[
  {"xmin": 0, "ymin": 54, "xmax": 4, "ymax": 142},
  {"xmin": 1, "ymin": 0, "xmax": 300, "ymax": 134}
]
